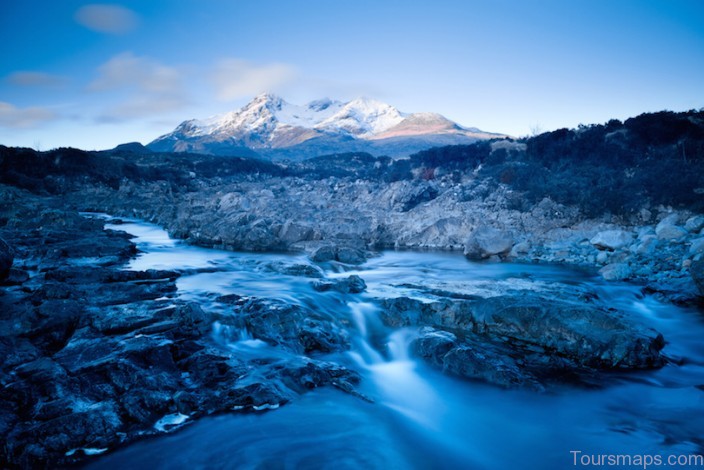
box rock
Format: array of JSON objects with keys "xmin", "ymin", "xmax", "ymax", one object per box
[
  {"xmin": 689, "ymin": 237, "xmax": 704, "ymax": 255},
  {"xmin": 656, "ymin": 224, "xmax": 688, "ymax": 241},
  {"xmin": 510, "ymin": 241, "xmax": 530, "ymax": 256},
  {"xmin": 336, "ymin": 246, "xmax": 366, "ymax": 265},
  {"xmin": 634, "ymin": 235, "xmax": 658, "ymax": 255},
  {"xmin": 596, "ymin": 251, "xmax": 609, "ymax": 264},
  {"xmin": 692, "ymin": 259, "xmax": 704, "ymax": 296},
  {"xmin": 463, "ymin": 225, "xmax": 513, "ymax": 260},
  {"xmin": 278, "ymin": 221, "xmax": 314, "ymax": 244},
  {"xmin": 0, "ymin": 238, "xmax": 13, "ymax": 281},
  {"xmin": 684, "ymin": 215, "xmax": 704, "ymax": 233},
  {"xmin": 380, "ymin": 292, "xmax": 664, "ymax": 387},
  {"xmin": 657, "ymin": 213, "xmax": 680, "ymax": 229},
  {"xmin": 239, "ymin": 299, "xmax": 349, "ymax": 354},
  {"xmin": 599, "ymin": 263, "xmax": 632, "ymax": 281},
  {"xmin": 590, "ymin": 230, "xmax": 632, "ymax": 251},
  {"xmin": 312, "ymin": 275, "xmax": 367, "ymax": 294},
  {"xmin": 310, "ymin": 244, "xmax": 336, "ymax": 262},
  {"xmin": 399, "ymin": 182, "xmax": 439, "ymax": 212}
]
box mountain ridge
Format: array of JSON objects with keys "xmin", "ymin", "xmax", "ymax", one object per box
[{"xmin": 147, "ymin": 93, "xmax": 505, "ymax": 160}]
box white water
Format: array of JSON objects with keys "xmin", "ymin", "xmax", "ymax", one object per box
[{"xmin": 87, "ymin": 215, "xmax": 704, "ymax": 469}]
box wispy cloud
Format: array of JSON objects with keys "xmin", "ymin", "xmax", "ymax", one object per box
[
  {"xmin": 212, "ymin": 59, "xmax": 297, "ymax": 101},
  {"xmin": 90, "ymin": 52, "xmax": 189, "ymax": 121},
  {"xmin": 0, "ymin": 102, "xmax": 58, "ymax": 129},
  {"xmin": 75, "ymin": 4, "xmax": 139, "ymax": 34},
  {"xmin": 5, "ymin": 71, "xmax": 66, "ymax": 87}
]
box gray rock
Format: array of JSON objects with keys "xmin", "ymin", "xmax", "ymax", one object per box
[
  {"xmin": 689, "ymin": 237, "xmax": 704, "ymax": 255},
  {"xmin": 310, "ymin": 244, "xmax": 337, "ymax": 262},
  {"xmin": 382, "ymin": 293, "xmax": 665, "ymax": 377},
  {"xmin": 634, "ymin": 235, "xmax": 658, "ymax": 255},
  {"xmin": 656, "ymin": 224, "xmax": 688, "ymax": 241},
  {"xmin": 464, "ymin": 225, "xmax": 513, "ymax": 260},
  {"xmin": 599, "ymin": 262, "xmax": 632, "ymax": 281},
  {"xmin": 684, "ymin": 215, "xmax": 704, "ymax": 233},
  {"xmin": 312, "ymin": 275, "xmax": 367, "ymax": 294},
  {"xmin": 590, "ymin": 230, "xmax": 632, "ymax": 251}
]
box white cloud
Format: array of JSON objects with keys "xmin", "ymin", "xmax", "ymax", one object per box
[
  {"xmin": 212, "ymin": 59, "xmax": 297, "ymax": 101},
  {"xmin": 6, "ymin": 71, "xmax": 66, "ymax": 87},
  {"xmin": 90, "ymin": 52, "xmax": 189, "ymax": 121},
  {"xmin": 75, "ymin": 4, "xmax": 138, "ymax": 34},
  {"xmin": 0, "ymin": 102, "xmax": 58, "ymax": 129}
]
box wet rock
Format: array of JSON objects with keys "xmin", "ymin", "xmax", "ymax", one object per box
[
  {"xmin": 590, "ymin": 230, "xmax": 632, "ymax": 251},
  {"xmin": 463, "ymin": 225, "xmax": 513, "ymax": 260},
  {"xmin": 239, "ymin": 298, "xmax": 350, "ymax": 354},
  {"xmin": 310, "ymin": 244, "xmax": 337, "ymax": 262},
  {"xmin": 382, "ymin": 293, "xmax": 665, "ymax": 388},
  {"xmin": 0, "ymin": 237, "xmax": 13, "ymax": 281},
  {"xmin": 336, "ymin": 246, "xmax": 366, "ymax": 265},
  {"xmin": 309, "ymin": 244, "xmax": 367, "ymax": 265},
  {"xmin": 312, "ymin": 275, "xmax": 367, "ymax": 294},
  {"xmin": 599, "ymin": 262, "xmax": 632, "ymax": 281}
]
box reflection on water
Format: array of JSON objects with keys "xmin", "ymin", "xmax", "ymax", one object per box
[{"xmin": 86, "ymin": 215, "xmax": 704, "ymax": 469}]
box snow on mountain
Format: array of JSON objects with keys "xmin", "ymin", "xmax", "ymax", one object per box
[{"xmin": 147, "ymin": 93, "xmax": 504, "ymax": 158}]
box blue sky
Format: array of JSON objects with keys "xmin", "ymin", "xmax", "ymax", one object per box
[{"xmin": 1, "ymin": 0, "xmax": 703, "ymax": 150}]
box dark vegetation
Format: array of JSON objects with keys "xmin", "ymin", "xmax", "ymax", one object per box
[
  {"xmin": 402, "ymin": 110, "xmax": 704, "ymax": 216},
  {"xmin": 1, "ymin": 109, "xmax": 703, "ymax": 217}
]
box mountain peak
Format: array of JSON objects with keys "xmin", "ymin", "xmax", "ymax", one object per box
[{"xmin": 147, "ymin": 95, "xmax": 504, "ymax": 158}]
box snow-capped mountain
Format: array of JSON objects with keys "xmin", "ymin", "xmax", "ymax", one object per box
[{"xmin": 148, "ymin": 93, "xmax": 504, "ymax": 159}]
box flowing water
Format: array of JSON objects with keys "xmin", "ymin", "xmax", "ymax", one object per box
[{"xmin": 88, "ymin": 216, "xmax": 704, "ymax": 469}]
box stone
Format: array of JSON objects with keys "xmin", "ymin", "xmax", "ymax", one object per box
[
  {"xmin": 656, "ymin": 224, "xmax": 688, "ymax": 241},
  {"xmin": 684, "ymin": 215, "xmax": 704, "ymax": 233},
  {"xmin": 689, "ymin": 237, "xmax": 704, "ymax": 255},
  {"xmin": 590, "ymin": 230, "xmax": 632, "ymax": 251},
  {"xmin": 463, "ymin": 225, "xmax": 513, "ymax": 260},
  {"xmin": 310, "ymin": 244, "xmax": 336, "ymax": 262},
  {"xmin": 312, "ymin": 275, "xmax": 367, "ymax": 294},
  {"xmin": 634, "ymin": 235, "xmax": 658, "ymax": 255},
  {"xmin": 599, "ymin": 262, "xmax": 632, "ymax": 281}
]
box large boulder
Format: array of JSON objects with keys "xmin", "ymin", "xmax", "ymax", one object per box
[
  {"xmin": 382, "ymin": 293, "xmax": 665, "ymax": 385},
  {"xmin": 590, "ymin": 230, "xmax": 632, "ymax": 251},
  {"xmin": 463, "ymin": 225, "xmax": 513, "ymax": 260},
  {"xmin": 0, "ymin": 238, "xmax": 13, "ymax": 281},
  {"xmin": 684, "ymin": 215, "xmax": 704, "ymax": 233},
  {"xmin": 656, "ymin": 215, "xmax": 688, "ymax": 241}
]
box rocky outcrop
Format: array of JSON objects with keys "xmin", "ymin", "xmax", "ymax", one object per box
[
  {"xmin": 382, "ymin": 293, "xmax": 665, "ymax": 389},
  {"xmin": 0, "ymin": 193, "xmax": 362, "ymax": 467},
  {"xmin": 463, "ymin": 225, "xmax": 513, "ymax": 260}
]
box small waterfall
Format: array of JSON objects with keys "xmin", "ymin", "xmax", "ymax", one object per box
[
  {"xmin": 212, "ymin": 321, "xmax": 266, "ymax": 350},
  {"xmin": 346, "ymin": 302, "xmax": 444, "ymax": 429}
]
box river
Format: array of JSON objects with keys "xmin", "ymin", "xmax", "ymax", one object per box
[{"xmin": 87, "ymin": 216, "xmax": 704, "ymax": 469}]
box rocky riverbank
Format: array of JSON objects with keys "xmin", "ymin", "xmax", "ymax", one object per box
[
  {"xmin": 0, "ymin": 188, "xmax": 362, "ymax": 467},
  {"xmin": 67, "ymin": 169, "xmax": 704, "ymax": 304}
]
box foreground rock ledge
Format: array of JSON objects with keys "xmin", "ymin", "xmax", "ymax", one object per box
[{"xmin": 382, "ymin": 294, "xmax": 666, "ymax": 390}]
